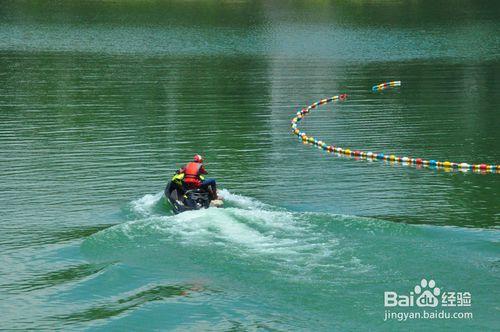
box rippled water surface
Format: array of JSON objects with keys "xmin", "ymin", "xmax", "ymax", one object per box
[{"xmin": 1, "ymin": 1, "xmax": 499, "ymax": 330}]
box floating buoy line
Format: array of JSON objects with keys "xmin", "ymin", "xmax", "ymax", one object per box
[{"xmin": 291, "ymin": 81, "xmax": 498, "ymax": 174}]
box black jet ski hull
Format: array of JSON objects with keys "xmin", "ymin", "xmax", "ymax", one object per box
[
  {"xmin": 165, "ymin": 182, "xmax": 186, "ymax": 214},
  {"xmin": 165, "ymin": 181, "xmax": 212, "ymax": 214}
]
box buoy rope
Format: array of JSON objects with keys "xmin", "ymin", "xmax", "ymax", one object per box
[{"xmin": 291, "ymin": 81, "xmax": 498, "ymax": 173}]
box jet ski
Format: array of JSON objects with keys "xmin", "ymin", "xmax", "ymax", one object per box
[{"xmin": 164, "ymin": 181, "xmax": 223, "ymax": 214}]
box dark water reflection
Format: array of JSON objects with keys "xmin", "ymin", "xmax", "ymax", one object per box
[{"xmin": 1, "ymin": 52, "xmax": 497, "ymax": 228}]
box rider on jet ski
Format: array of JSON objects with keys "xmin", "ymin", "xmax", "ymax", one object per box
[{"xmin": 174, "ymin": 154, "xmax": 218, "ymax": 200}]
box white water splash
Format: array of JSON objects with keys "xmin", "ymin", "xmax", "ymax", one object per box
[
  {"xmin": 217, "ymin": 188, "xmax": 272, "ymax": 210},
  {"xmin": 157, "ymin": 207, "xmax": 304, "ymax": 255},
  {"xmin": 89, "ymin": 189, "xmax": 374, "ymax": 280},
  {"xmin": 130, "ymin": 192, "xmax": 163, "ymax": 217}
]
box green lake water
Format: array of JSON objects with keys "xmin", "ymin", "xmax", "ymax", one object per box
[{"xmin": 0, "ymin": 1, "xmax": 499, "ymax": 330}]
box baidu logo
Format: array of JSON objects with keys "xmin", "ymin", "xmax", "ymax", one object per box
[
  {"xmin": 384, "ymin": 278, "xmax": 471, "ymax": 308},
  {"xmin": 383, "ymin": 278, "xmax": 473, "ymax": 321},
  {"xmin": 385, "ymin": 278, "xmax": 440, "ymax": 307}
]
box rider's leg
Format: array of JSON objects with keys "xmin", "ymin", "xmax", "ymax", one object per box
[{"xmin": 201, "ymin": 178, "xmax": 217, "ymax": 199}]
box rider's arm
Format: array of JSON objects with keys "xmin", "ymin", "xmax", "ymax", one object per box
[{"xmin": 200, "ymin": 165, "xmax": 208, "ymax": 175}]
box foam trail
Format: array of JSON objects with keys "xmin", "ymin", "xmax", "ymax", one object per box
[
  {"xmin": 130, "ymin": 192, "xmax": 164, "ymax": 217},
  {"xmin": 218, "ymin": 189, "xmax": 272, "ymax": 210},
  {"xmin": 85, "ymin": 189, "xmax": 423, "ymax": 283},
  {"xmin": 85, "ymin": 190, "xmax": 383, "ymax": 281}
]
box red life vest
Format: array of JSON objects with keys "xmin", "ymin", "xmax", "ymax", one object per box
[{"xmin": 183, "ymin": 162, "xmax": 202, "ymax": 187}]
